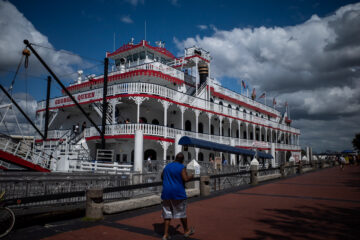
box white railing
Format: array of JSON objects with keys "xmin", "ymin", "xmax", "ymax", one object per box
[
  {"xmin": 39, "ymin": 82, "xmax": 300, "ymax": 135},
  {"xmin": 84, "ymin": 123, "xmax": 301, "ymax": 151},
  {"xmin": 73, "ymin": 161, "xmax": 133, "ymax": 174}
]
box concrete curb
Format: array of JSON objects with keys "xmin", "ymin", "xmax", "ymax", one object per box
[{"xmin": 104, "ymin": 188, "xmax": 200, "ymax": 214}]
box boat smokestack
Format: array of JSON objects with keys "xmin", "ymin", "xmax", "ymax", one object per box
[{"xmin": 198, "ymin": 62, "xmax": 208, "ymax": 85}]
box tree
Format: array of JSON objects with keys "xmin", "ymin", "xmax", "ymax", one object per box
[{"xmin": 353, "ymin": 133, "xmax": 360, "ymax": 151}]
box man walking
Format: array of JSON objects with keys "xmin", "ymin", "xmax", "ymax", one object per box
[{"xmin": 161, "ymin": 153, "xmax": 194, "ymax": 239}]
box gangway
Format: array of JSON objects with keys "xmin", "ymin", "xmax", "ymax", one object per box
[{"xmin": 0, "ymin": 135, "xmax": 51, "ymax": 172}]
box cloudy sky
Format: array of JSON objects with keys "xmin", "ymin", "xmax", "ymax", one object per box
[{"xmin": 0, "ymin": 0, "xmax": 359, "ymax": 152}]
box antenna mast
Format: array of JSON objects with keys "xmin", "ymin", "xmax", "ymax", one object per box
[
  {"xmin": 113, "ymin": 32, "xmax": 115, "ymax": 51},
  {"xmin": 144, "ymin": 20, "xmax": 147, "ymax": 41}
]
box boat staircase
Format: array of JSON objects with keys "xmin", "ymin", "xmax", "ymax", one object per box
[
  {"xmin": 0, "ymin": 134, "xmax": 52, "ymax": 172},
  {"xmin": 92, "ymin": 102, "xmax": 113, "ymax": 124}
]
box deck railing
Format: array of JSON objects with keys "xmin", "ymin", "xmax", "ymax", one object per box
[
  {"xmin": 37, "ymin": 82, "xmax": 300, "ymax": 135},
  {"xmin": 84, "ymin": 123, "xmax": 301, "ymax": 151}
]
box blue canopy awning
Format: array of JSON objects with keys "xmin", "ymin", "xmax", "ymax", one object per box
[
  {"xmin": 179, "ymin": 136, "xmax": 274, "ymax": 159},
  {"xmin": 257, "ymin": 151, "xmax": 274, "ymax": 159}
]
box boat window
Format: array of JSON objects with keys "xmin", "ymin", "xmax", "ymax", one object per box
[
  {"xmin": 219, "ymin": 101, "xmax": 223, "ymax": 106},
  {"xmin": 115, "ymin": 59, "xmax": 121, "ymax": 66},
  {"xmin": 126, "ymin": 55, "xmax": 133, "ymax": 62},
  {"xmin": 152, "ymin": 119, "xmax": 159, "ymax": 125},
  {"xmin": 198, "ymin": 123, "xmax": 203, "ymax": 133},
  {"xmin": 185, "ymin": 120, "xmax": 192, "ymax": 131},
  {"xmin": 198, "ymin": 152, "xmax": 204, "ymax": 161},
  {"xmin": 228, "ymin": 104, "xmax": 232, "ymax": 109},
  {"xmin": 133, "ymin": 53, "xmax": 139, "ymax": 61},
  {"xmin": 139, "ymin": 51, "xmax": 145, "ymax": 60},
  {"xmin": 161, "ymin": 57, "xmax": 166, "ymax": 64},
  {"xmin": 147, "ymin": 51, "xmax": 154, "ymax": 60}
]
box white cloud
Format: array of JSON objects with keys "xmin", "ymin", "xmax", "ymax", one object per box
[
  {"xmin": 121, "ymin": 15, "xmax": 134, "ymax": 24},
  {"xmin": 197, "ymin": 25, "xmax": 208, "ymax": 30},
  {"xmin": 0, "ymin": 92, "xmax": 38, "ymax": 136},
  {"xmin": 125, "ymin": 0, "xmax": 144, "ymax": 6},
  {"xmin": 175, "ymin": 3, "xmax": 360, "ymax": 152},
  {"xmin": 170, "ymin": 0, "xmax": 179, "ymax": 6},
  {"xmin": 0, "ymin": 0, "xmax": 86, "ymax": 80}
]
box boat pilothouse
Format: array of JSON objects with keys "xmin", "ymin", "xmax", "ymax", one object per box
[{"xmin": 33, "ymin": 39, "xmax": 301, "ymax": 172}]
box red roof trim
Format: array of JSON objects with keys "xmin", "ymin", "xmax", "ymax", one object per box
[
  {"xmin": 64, "ymin": 69, "xmax": 188, "ymax": 93},
  {"xmin": 107, "ymin": 40, "xmax": 175, "ymax": 59}
]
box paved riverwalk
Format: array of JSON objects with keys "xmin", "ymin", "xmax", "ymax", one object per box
[{"xmin": 7, "ymin": 166, "xmax": 360, "ymax": 239}]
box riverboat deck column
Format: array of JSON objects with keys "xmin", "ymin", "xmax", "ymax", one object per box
[
  {"xmin": 130, "ymin": 97, "xmax": 148, "ymax": 123},
  {"xmin": 219, "ymin": 116, "xmax": 223, "ymax": 142},
  {"xmin": 134, "ymin": 129, "xmax": 143, "ymax": 173},
  {"xmin": 207, "ymin": 112, "xmax": 213, "ymax": 139},
  {"xmin": 238, "ymin": 120, "xmax": 241, "ymax": 145},
  {"xmin": 180, "ymin": 105, "xmax": 186, "ymax": 130},
  {"xmin": 229, "ymin": 118, "xmax": 233, "ymax": 138},
  {"xmin": 194, "ymin": 109, "xmax": 200, "ymax": 138}
]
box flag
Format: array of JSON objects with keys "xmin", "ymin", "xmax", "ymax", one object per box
[
  {"xmin": 242, "ymin": 80, "xmax": 246, "ymax": 89},
  {"xmin": 258, "ymin": 92, "xmax": 266, "ymax": 99},
  {"xmin": 273, "ymin": 98, "xmax": 276, "ymax": 106},
  {"xmin": 251, "ymin": 88, "xmax": 256, "ymax": 100}
]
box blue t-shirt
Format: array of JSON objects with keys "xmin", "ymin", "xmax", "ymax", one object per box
[{"xmin": 161, "ymin": 162, "xmax": 187, "ymax": 200}]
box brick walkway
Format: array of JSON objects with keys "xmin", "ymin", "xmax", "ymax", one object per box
[{"xmin": 7, "ymin": 166, "xmax": 360, "ymax": 240}]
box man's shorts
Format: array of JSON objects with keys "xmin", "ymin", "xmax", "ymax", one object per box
[{"xmin": 161, "ymin": 199, "xmax": 187, "ymax": 219}]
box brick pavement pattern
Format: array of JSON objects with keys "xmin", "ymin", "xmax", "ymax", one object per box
[{"xmin": 7, "ymin": 166, "xmax": 360, "ymax": 240}]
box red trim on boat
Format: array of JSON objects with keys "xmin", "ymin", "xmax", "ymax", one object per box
[
  {"xmin": 85, "ymin": 134, "xmax": 174, "ymax": 143},
  {"xmin": 0, "ymin": 150, "xmax": 50, "ymax": 172}
]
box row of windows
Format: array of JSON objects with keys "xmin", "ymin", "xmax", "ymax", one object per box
[
  {"xmin": 115, "ymin": 51, "xmax": 169, "ymax": 66},
  {"xmin": 210, "ymin": 98, "xmax": 271, "ymax": 120}
]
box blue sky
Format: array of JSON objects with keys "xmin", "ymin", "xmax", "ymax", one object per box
[
  {"xmin": 8, "ymin": 0, "xmax": 358, "ymax": 64},
  {"xmin": 1, "ymin": 0, "xmax": 360, "ymax": 152}
]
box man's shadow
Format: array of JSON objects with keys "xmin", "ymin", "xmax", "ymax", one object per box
[{"xmin": 153, "ymin": 223, "xmax": 182, "ymax": 236}]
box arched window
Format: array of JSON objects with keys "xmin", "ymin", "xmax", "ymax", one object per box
[
  {"xmin": 211, "ymin": 124, "xmax": 214, "ymax": 135},
  {"xmin": 236, "ymin": 130, "xmax": 239, "ymax": 138},
  {"xmin": 228, "ymin": 104, "xmax": 232, "ymax": 109},
  {"xmin": 209, "ymin": 153, "xmax": 215, "ymax": 162},
  {"xmin": 250, "ymin": 112, "xmax": 253, "ymax": 115},
  {"xmin": 187, "ymin": 152, "xmax": 192, "ymax": 161},
  {"xmin": 144, "ymin": 149, "xmax": 157, "ymax": 160},
  {"xmin": 228, "ymin": 128, "xmax": 230, "ymax": 137},
  {"xmin": 152, "ymin": 119, "xmax": 159, "ymax": 125},
  {"xmin": 243, "ymin": 131, "xmax": 247, "ymax": 139},
  {"xmin": 140, "ymin": 117, "xmax": 147, "ymax": 123},
  {"xmin": 236, "ymin": 107, "xmax": 239, "ymax": 111},
  {"xmin": 198, "ymin": 152, "xmax": 204, "ymax": 161},
  {"xmin": 185, "ymin": 120, "xmax": 192, "ymax": 131},
  {"xmin": 198, "ymin": 122, "xmax": 203, "ymax": 133},
  {"xmin": 243, "ymin": 109, "xmax": 247, "ymax": 113},
  {"xmin": 219, "ymin": 101, "xmax": 223, "ymax": 106},
  {"xmin": 210, "ymin": 98, "xmax": 214, "ymax": 103}
]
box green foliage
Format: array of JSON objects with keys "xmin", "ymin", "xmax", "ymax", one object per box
[{"xmin": 352, "ymin": 133, "xmax": 360, "ymax": 151}]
